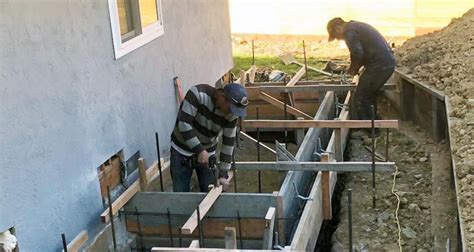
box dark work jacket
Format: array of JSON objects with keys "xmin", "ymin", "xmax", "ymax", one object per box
[{"xmin": 344, "ymin": 21, "xmax": 396, "ymax": 71}]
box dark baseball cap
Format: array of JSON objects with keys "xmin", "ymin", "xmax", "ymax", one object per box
[
  {"xmin": 223, "ymin": 83, "xmax": 249, "ymax": 117},
  {"xmin": 327, "ymin": 17, "xmax": 345, "ymax": 42}
]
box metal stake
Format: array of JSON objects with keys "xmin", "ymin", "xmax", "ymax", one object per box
[
  {"xmin": 257, "ymin": 107, "xmax": 262, "ymax": 193},
  {"xmin": 197, "ymin": 207, "xmax": 204, "ymax": 248},
  {"xmin": 371, "ymin": 105, "xmax": 376, "ymax": 208},
  {"xmin": 178, "ymin": 227, "xmax": 183, "ymax": 247},
  {"xmin": 284, "ymin": 95, "xmax": 288, "ymax": 148},
  {"xmin": 61, "ymin": 233, "xmax": 68, "ymax": 252},
  {"xmin": 348, "ymin": 189, "xmax": 353, "ymax": 252},
  {"xmin": 232, "ymin": 149, "xmax": 238, "ymax": 193},
  {"xmin": 237, "ymin": 211, "xmax": 243, "ymax": 249},
  {"xmin": 252, "ymin": 40, "xmax": 255, "ymax": 65},
  {"xmin": 385, "ymin": 103, "xmax": 390, "ymax": 161},
  {"xmin": 155, "ymin": 132, "xmax": 164, "ymax": 192},
  {"xmin": 303, "ymin": 40, "xmax": 308, "ymax": 80},
  {"xmin": 167, "ymin": 208, "xmax": 174, "ymax": 247},
  {"xmin": 135, "ymin": 206, "xmax": 144, "ymax": 251},
  {"xmin": 107, "ymin": 186, "xmax": 117, "ymax": 250},
  {"xmin": 446, "ymin": 238, "xmax": 451, "ymax": 252}
]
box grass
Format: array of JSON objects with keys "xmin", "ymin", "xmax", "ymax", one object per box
[{"xmin": 232, "ymin": 56, "xmax": 329, "ymax": 80}]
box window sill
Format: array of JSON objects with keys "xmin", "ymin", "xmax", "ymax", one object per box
[{"xmin": 113, "ymin": 25, "xmax": 164, "ymax": 59}]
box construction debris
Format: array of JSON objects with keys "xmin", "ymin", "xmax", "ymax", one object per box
[{"xmin": 395, "ymin": 8, "xmax": 474, "ymax": 248}]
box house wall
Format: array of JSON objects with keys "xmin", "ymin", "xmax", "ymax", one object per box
[
  {"xmin": 0, "ymin": 0, "xmax": 232, "ymax": 250},
  {"xmin": 229, "ymin": 0, "xmax": 473, "ymax": 37}
]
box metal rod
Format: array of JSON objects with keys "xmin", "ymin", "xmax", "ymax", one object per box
[
  {"xmin": 61, "ymin": 233, "xmax": 68, "ymax": 252},
  {"xmin": 155, "ymin": 132, "xmax": 164, "ymax": 192},
  {"xmin": 197, "ymin": 207, "xmax": 204, "ymax": 248},
  {"xmin": 371, "ymin": 105, "xmax": 376, "ymax": 208},
  {"xmin": 107, "ymin": 186, "xmax": 117, "ymax": 250},
  {"xmin": 252, "ymin": 40, "xmax": 255, "ymax": 65},
  {"xmin": 236, "ymin": 118, "xmax": 240, "ymax": 148},
  {"xmin": 348, "ymin": 189, "xmax": 353, "ymax": 252},
  {"xmin": 446, "ymin": 238, "xmax": 451, "ymax": 252},
  {"xmin": 237, "ymin": 211, "xmax": 243, "ymax": 249},
  {"xmin": 284, "ymin": 96, "xmax": 288, "ymax": 148},
  {"xmin": 167, "ymin": 208, "xmax": 174, "ymax": 247},
  {"xmin": 135, "ymin": 206, "xmax": 144, "ymax": 251},
  {"xmin": 257, "ymin": 107, "xmax": 262, "ymax": 193},
  {"xmin": 303, "ymin": 40, "xmax": 308, "ymax": 80},
  {"xmin": 178, "ymin": 227, "xmax": 182, "ymax": 247},
  {"xmin": 232, "ymin": 148, "xmax": 238, "ymax": 193},
  {"xmin": 385, "ymin": 103, "xmax": 390, "ymax": 162}
]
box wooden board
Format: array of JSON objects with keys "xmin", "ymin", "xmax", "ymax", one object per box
[
  {"xmin": 243, "ymin": 119, "xmax": 399, "ymax": 129},
  {"xmin": 233, "ymin": 161, "xmax": 395, "ymax": 172},
  {"xmin": 100, "ymin": 159, "xmax": 170, "ymax": 223},
  {"xmin": 181, "ymin": 186, "xmax": 224, "ymax": 234},
  {"xmin": 259, "ymin": 84, "xmax": 396, "ymax": 93},
  {"xmin": 98, "ymin": 156, "xmax": 122, "ymax": 198},
  {"xmin": 259, "ymin": 91, "xmax": 312, "ymax": 119},
  {"xmin": 63, "ymin": 230, "xmax": 88, "ymax": 252},
  {"xmin": 286, "ymin": 67, "xmax": 306, "ymax": 87}
]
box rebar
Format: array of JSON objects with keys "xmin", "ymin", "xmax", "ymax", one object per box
[
  {"xmin": 61, "ymin": 233, "xmax": 68, "ymax": 252},
  {"xmin": 303, "ymin": 40, "xmax": 308, "ymax": 80},
  {"xmin": 237, "ymin": 211, "xmax": 243, "ymax": 249},
  {"xmin": 155, "ymin": 132, "xmax": 164, "ymax": 192},
  {"xmin": 107, "ymin": 186, "xmax": 117, "ymax": 250},
  {"xmin": 371, "ymin": 105, "xmax": 376, "ymax": 208},
  {"xmin": 348, "ymin": 188, "xmax": 353, "ymax": 252},
  {"xmin": 257, "ymin": 106, "xmax": 262, "ymax": 193},
  {"xmin": 167, "ymin": 208, "xmax": 174, "ymax": 247},
  {"xmin": 197, "ymin": 207, "xmax": 204, "ymax": 247},
  {"xmin": 135, "ymin": 206, "xmax": 144, "ymax": 251}
]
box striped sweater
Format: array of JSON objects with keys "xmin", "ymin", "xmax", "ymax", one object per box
[{"xmin": 171, "ymin": 84, "xmax": 237, "ymax": 171}]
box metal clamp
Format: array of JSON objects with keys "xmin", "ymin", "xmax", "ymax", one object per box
[{"xmin": 293, "ymin": 182, "xmax": 313, "ymax": 201}]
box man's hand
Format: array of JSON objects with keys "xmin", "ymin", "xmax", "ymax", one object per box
[
  {"xmin": 217, "ymin": 177, "xmax": 230, "ymax": 191},
  {"xmin": 197, "ymin": 150, "xmax": 209, "ymax": 167}
]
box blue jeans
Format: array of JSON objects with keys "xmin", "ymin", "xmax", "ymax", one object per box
[{"xmin": 170, "ymin": 148, "xmax": 216, "ymax": 192}]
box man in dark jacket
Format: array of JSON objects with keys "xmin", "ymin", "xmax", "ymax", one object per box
[{"xmin": 327, "ymin": 18, "xmax": 395, "ymax": 126}]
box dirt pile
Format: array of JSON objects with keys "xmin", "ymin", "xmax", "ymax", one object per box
[{"xmin": 395, "ymin": 8, "xmax": 474, "ymax": 248}]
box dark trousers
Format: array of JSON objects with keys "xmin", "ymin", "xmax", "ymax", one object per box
[
  {"xmin": 351, "ymin": 67, "xmax": 394, "ymax": 120},
  {"xmin": 170, "ymin": 147, "xmax": 215, "ymax": 192}
]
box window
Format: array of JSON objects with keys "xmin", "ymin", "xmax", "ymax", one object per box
[{"xmin": 108, "ymin": 0, "xmax": 164, "ymax": 59}]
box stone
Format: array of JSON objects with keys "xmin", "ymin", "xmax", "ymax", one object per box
[
  {"xmin": 417, "ymin": 249, "xmax": 428, "ymax": 252},
  {"xmin": 402, "ymin": 227, "xmax": 417, "ymax": 239},
  {"xmin": 414, "ymin": 174, "xmax": 423, "ymax": 180},
  {"xmin": 408, "ymin": 203, "xmax": 421, "ymax": 212},
  {"xmin": 400, "ymin": 197, "xmax": 409, "ymax": 205},
  {"xmin": 419, "ymin": 157, "xmax": 428, "ymax": 162}
]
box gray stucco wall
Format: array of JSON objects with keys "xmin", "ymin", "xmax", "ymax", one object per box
[{"xmin": 0, "ymin": 0, "xmax": 232, "ymax": 250}]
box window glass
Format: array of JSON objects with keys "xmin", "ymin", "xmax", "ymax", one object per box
[
  {"xmin": 117, "ymin": 0, "xmax": 134, "ymax": 36},
  {"xmin": 140, "ymin": 0, "xmax": 159, "ymax": 28}
]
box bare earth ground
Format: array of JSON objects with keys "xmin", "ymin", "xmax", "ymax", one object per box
[
  {"xmin": 396, "ymin": 8, "xmax": 474, "ymax": 249},
  {"xmin": 332, "ymin": 99, "xmax": 457, "ymax": 251}
]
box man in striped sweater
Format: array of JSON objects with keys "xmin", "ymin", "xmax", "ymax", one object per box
[{"xmin": 170, "ymin": 83, "xmax": 248, "ymax": 192}]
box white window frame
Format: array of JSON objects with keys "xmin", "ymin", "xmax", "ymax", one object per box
[{"xmin": 108, "ymin": 0, "xmax": 164, "ymax": 59}]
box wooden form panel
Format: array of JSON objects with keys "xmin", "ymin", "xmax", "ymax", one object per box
[
  {"xmin": 124, "ymin": 192, "xmax": 278, "ymax": 239},
  {"xmin": 98, "ymin": 156, "xmax": 122, "ymax": 198}
]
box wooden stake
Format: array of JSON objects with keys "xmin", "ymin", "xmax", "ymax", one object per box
[
  {"xmin": 138, "ymin": 158, "xmax": 147, "ymax": 192},
  {"xmin": 321, "ymin": 153, "xmax": 332, "ymax": 220},
  {"xmin": 262, "ymin": 207, "xmax": 276, "ymax": 249}
]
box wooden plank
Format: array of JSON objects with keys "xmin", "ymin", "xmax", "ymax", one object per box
[
  {"xmin": 293, "ymin": 61, "xmax": 332, "ymax": 76},
  {"xmin": 189, "ymin": 240, "xmax": 200, "ymax": 248},
  {"xmin": 234, "ymin": 161, "xmax": 395, "ymax": 172},
  {"xmin": 240, "ymin": 70, "xmax": 246, "ymax": 85},
  {"xmin": 259, "ymin": 92, "xmax": 312, "ymax": 119},
  {"xmin": 100, "ymin": 159, "xmax": 170, "ymax": 223},
  {"xmin": 249, "ymin": 65, "xmax": 257, "ymax": 83},
  {"xmin": 98, "ymin": 157, "xmax": 122, "ymax": 198},
  {"xmin": 259, "ymin": 84, "xmax": 396, "ymax": 93},
  {"xmin": 138, "ymin": 158, "xmax": 147, "ymax": 192},
  {"xmin": 321, "ymin": 154, "xmax": 332, "ymax": 220},
  {"xmin": 395, "ymin": 70, "xmax": 445, "ymax": 100},
  {"xmin": 262, "ymin": 207, "xmax": 276, "ymax": 249},
  {"xmin": 181, "ymin": 186, "xmax": 224, "ymax": 234},
  {"xmin": 243, "ymin": 119, "xmax": 399, "ymax": 129},
  {"xmin": 63, "ymin": 230, "xmax": 88, "ymax": 252},
  {"xmin": 224, "ymin": 227, "xmax": 237, "ymax": 249},
  {"xmin": 334, "ymin": 125, "xmax": 342, "ymax": 162},
  {"xmin": 286, "ymin": 67, "xmax": 306, "ymax": 87},
  {"xmin": 239, "ymin": 131, "xmax": 276, "ymax": 155}
]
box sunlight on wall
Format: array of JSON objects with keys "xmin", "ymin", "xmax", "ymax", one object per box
[{"xmin": 229, "ymin": 0, "xmax": 473, "ymax": 37}]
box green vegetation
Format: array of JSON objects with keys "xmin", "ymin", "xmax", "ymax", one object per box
[{"xmin": 232, "ymin": 56, "xmax": 328, "ymax": 80}]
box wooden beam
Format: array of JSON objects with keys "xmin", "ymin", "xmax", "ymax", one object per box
[
  {"xmin": 240, "ymin": 70, "xmax": 246, "ymax": 85},
  {"xmin": 138, "ymin": 158, "xmax": 147, "ymax": 192},
  {"xmin": 181, "ymin": 186, "xmax": 223, "ymax": 234},
  {"xmin": 234, "ymin": 161, "xmax": 395, "ymax": 172},
  {"xmin": 239, "ymin": 131, "xmax": 276, "ymax": 155},
  {"xmin": 189, "ymin": 240, "xmax": 200, "ymax": 248},
  {"xmin": 100, "ymin": 159, "xmax": 170, "ymax": 223},
  {"xmin": 243, "ymin": 119, "xmax": 399, "ymax": 129},
  {"xmin": 286, "ymin": 67, "xmax": 306, "ymax": 87},
  {"xmin": 224, "ymin": 227, "xmax": 237, "ymax": 249},
  {"xmin": 293, "ymin": 61, "xmax": 332, "ymax": 76},
  {"xmin": 320, "ymin": 154, "xmax": 332, "ymax": 220},
  {"xmin": 259, "ymin": 92, "xmax": 312, "ymax": 119},
  {"xmin": 258, "ymin": 84, "xmax": 396, "ymax": 93},
  {"xmin": 249, "ymin": 65, "xmax": 257, "ymax": 83},
  {"xmin": 63, "ymin": 230, "xmax": 88, "ymax": 252},
  {"xmin": 262, "ymin": 207, "xmax": 276, "ymax": 249}
]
